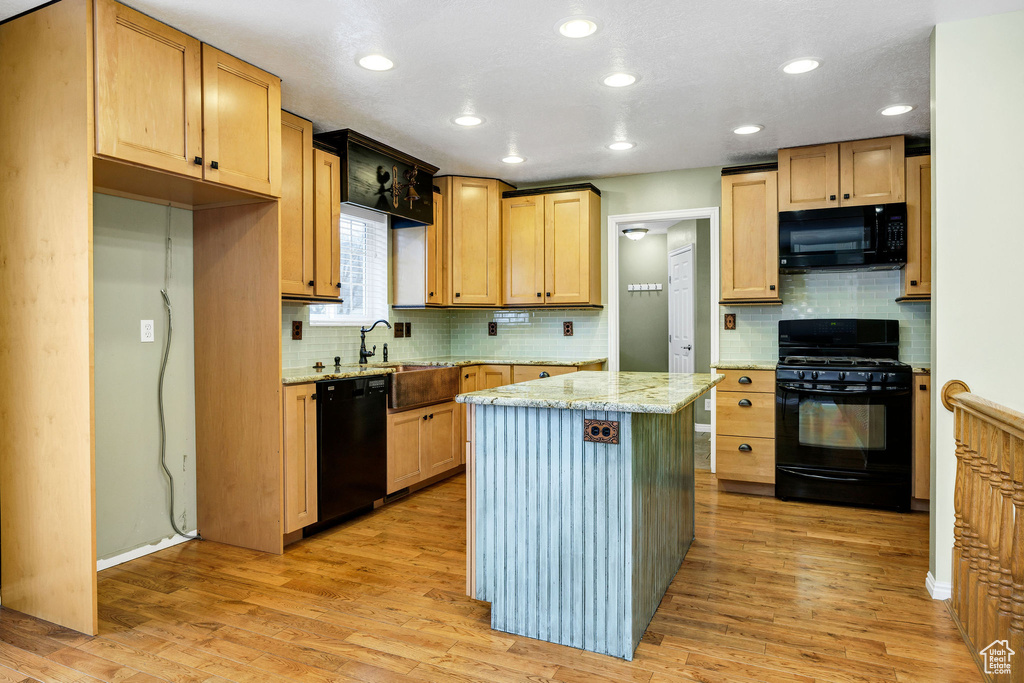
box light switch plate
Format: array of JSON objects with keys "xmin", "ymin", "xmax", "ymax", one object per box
[
  {"xmin": 141, "ymin": 320, "xmax": 154, "ymax": 343},
  {"xmin": 704, "ymin": 398, "xmax": 711, "ymax": 411}
]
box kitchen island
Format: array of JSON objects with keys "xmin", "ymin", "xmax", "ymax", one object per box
[{"xmin": 457, "ymin": 371, "xmax": 723, "ymax": 660}]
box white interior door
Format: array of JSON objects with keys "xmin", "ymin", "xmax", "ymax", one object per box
[{"xmin": 668, "ymin": 245, "xmax": 695, "ymax": 373}]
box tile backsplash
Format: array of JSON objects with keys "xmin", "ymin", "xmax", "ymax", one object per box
[
  {"xmin": 281, "ymin": 305, "xmax": 609, "ymax": 369},
  {"xmin": 719, "ymin": 271, "xmax": 931, "ymax": 366}
]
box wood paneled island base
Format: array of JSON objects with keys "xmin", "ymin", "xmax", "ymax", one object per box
[{"xmin": 459, "ymin": 372, "xmax": 723, "ymax": 659}]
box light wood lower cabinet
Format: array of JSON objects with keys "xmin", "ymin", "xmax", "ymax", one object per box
[
  {"xmin": 713, "ymin": 367, "xmax": 776, "ymax": 490},
  {"xmin": 387, "ymin": 401, "xmax": 461, "ymax": 494},
  {"xmin": 511, "ymin": 365, "xmax": 577, "ymax": 383},
  {"xmin": 282, "ymin": 383, "xmax": 317, "ymax": 533},
  {"xmin": 913, "ymin": 373, "xmax": 931, "ymax": 501},
  {"xmin": 478, "ymin": 364, "xmax": 513, "ymax": 389}
]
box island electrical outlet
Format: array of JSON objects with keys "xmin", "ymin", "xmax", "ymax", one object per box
[{"xmin": 141, "ymin": 320, "xmax": 154, "ymax": 343}]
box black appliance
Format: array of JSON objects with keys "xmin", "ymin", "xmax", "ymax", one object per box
[
  {"xmin": 775, "ymin": 319, "xmax": 912, "ymax": 512},
  {"xmin": 314, "ymin": 375, "xmax": 388, "ymax": 524},
  {"xmin": 779, "ymin": 203, "xmax": 907, "ymax": 272}
]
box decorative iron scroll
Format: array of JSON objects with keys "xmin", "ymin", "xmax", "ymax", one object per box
[{"xmin": 942, "ymin": 380, "xmax": 1024, "ymax": 682}]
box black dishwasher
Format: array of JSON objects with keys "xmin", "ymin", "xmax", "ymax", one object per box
[{"xmin": 315, "ymin": 375, "xmax": 388, "ymax": 524}]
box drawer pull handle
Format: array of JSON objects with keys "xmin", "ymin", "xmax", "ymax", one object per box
[
  {"xmin": 738, "ymin": 443, "xmax": 752, "ymax": 452},
  {"xmin": 738, "ymin": 399, "xmax": 752, "ymax": 407},
  {"xmin": 738, "ymin": 376, "xmax": 752, "ymax": 384}
]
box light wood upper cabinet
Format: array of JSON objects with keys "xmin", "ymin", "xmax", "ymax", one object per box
[
  {"xmin": 778, "ymin": 136, "xmax": 905, "ymax": 210},
  {"xmin": 282, "ymin": 383, "xmax": 317, "ymax": 533},
  {"xmin": 445, "ymin": 177, "xmax": 509, "ymax": 306},
  {"xmin": 501, "ymin": 188, "xmax": 601, "ymax": 307},
  {"xmin": 393, "ymin": 192, "xmax": 446, "ymax": 307},
  {"xmin": 280, "ymin": 112, "xmax": 314, "ymax": 297},
  {"xmin": 778, "ymin": 143, "xmax": 839, "ymax": 211},
  {"xmin": 313, "ymin": 149, "xmax": 342, "ymax": 299},
  {"xmin": 904, "ymin": 155, "xmax": 932, "ymax": 299},
  {"xmin": 201, "ymin": 44, "xmax": 281, "ymax": 197},
  {"xmin": 545, "ymin": 190, "xmax": 600, "ymax": 305},
  {"xmin": 387, "ymin": 401, "xmax": 461, "ymax": 493},
  {"xmin": 94, "ymin": 0, "xmax": 202, "ymax": 178},
  {"xmin": 720, "ymin": 171, "xmax": 779, "ymax": 303},
  {"xmin": 502, "ymin": 195, "xmax": 546, "ymax": 305},
  {"xmin": 839, "ymin": 136, "xmax": 905, "ymax": 206}
]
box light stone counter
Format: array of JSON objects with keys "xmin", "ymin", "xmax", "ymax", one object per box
[
  {"xmin": 457, "ymin": 371, "xmax": 723, "ymax": 414},
  {"xmin": 712, "ymin": 361, "xmax": 778, "ymax": 371}
]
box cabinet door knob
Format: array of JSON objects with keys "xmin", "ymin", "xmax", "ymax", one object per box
[
  {"xmin": 311, "ymin": 393, "xmax": 317, "ymax": 400},
  {"xmin": 769, "ymin": 285, "xmax": 776, "ymax": 291},
  {"xmin": 455, "ymin": 292, "xmax": 461, "ymax": 298},
  {"xmin": 465, "ymin": 374, "xmax": 469, "ymax": 379},
  {"xmin": 920, "ymin": 384, "xmax": 927, "ymax": 391},
  {"xmin": 210, "ymin": 160, "xmax": 219, "ymax": 170},
  {"xmin": 429, "ymin": 413, "xmax": 434, "ymax": 419},
  {"xmin": 738, "ymin": 399, "xmax": 752, "ymax": 407},
  {"xmin": 843, "ymin": 193, "xmax": 850, "ymax": 199},
  {"xmin": 829, "ymin": 194, "xmax": 836, "ymax": 201},
  {"xmin": 537, "ymin": 292, "xmax": 542, "ymax": 297},
  {"xmin": 738, "ymin": 376, "xmax": 752, "ymax": 384},
  {"xmin": 194, "ymin": 156, "xmax": 203, "ymax": 165},
  {"xmin": 429, "ymin": 291, "xmax": 434, "ymax": 296},
  {"xmin": 336, "ymin": 282, "xmax": 342, "ymax": 289},
  {"xmin": 738, "ymin": 443, "xmax": 752, "ymax": 452},
  {"xmin": 546, "ymin": 292, "xmax": 551, "ymax": 297},
  {"xmin": 423, "ymin": 414, "xmax": 428, "ymax": 420},
  {"xmin": 308, "ymin": 280, "xmax": 314, "ymax": 287},
  {"xmin": 910, "ymin": 280, "xmax": 918, "ymax": 286}
]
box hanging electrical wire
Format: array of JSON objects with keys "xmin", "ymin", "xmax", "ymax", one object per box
[{"xmin": 158, "ymin": 206, "xmax": 201, "ymax": 541}]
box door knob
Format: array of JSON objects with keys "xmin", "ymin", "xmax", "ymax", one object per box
[
  {"xmin": 738, "ymin": 399, "xmax": 752, "ymax": 407},
  {"xmin": 683, "ymin": 345, "xmax": 692, "ymax": 351}
]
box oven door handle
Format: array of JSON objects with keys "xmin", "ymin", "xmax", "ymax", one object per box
[
  {"xmin": 777, "ymin": 467, "xmax": 867, "ymax": 483},
  {"xmin": 776, "ymin": 382, "xmax": 906, "ymax": 396}
]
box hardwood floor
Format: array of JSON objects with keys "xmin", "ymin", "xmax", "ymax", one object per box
[{"xmin": 0, "ymin": 471, "xmax": 979, "ymax": 682}]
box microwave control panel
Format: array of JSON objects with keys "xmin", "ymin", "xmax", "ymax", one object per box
[{"xmin": 883, "ymin": 217, "xmax": 906, "ymax": 261}]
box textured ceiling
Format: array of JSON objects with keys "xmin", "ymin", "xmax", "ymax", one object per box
[{"xmin": 3, "ymin": 0, "xmax": 1023, "ymax": 183}]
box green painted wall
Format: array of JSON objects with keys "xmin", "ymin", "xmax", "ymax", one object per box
[
  {"xmin": 93, "ymin": 194, "xmax": 197, "ymax": 560},
  {"xmin": 619, "ymin": 234, "xmax": 669, "ymax": 373}
]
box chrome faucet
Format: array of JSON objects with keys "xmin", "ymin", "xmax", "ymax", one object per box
[{"xmin": 359, "ymin": 319, "xmax": 392, "ymax": 364}]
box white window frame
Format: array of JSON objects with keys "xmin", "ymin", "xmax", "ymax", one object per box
[{"xmin": 309, "ymin": 205, "xmax": 389, "ymax": 327}]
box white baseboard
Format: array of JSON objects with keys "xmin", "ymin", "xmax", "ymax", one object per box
[
  {"xmin": 96, "ymin": 531, "xmax": 197, "ymax": 571},
  {"xmin": 695, "ymin": 423, "xmax": 712, "ymax": 433},
  {"xmin": 926, "ymin": 571, "xmax": 952, "ymax": 600}
]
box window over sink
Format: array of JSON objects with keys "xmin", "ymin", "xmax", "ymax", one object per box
[{"xmin": 309, "ymin": 206, "xmax": 389, "ymax": 326}]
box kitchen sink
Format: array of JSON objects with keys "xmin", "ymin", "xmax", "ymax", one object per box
[{"xmin": 389, "ymin": 365, "xmax": 460, "ymax": 410}]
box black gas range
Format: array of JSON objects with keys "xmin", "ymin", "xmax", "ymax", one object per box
[{"xmin": 775, "ymin": 319, "xmax": 912, "ymax": 512}]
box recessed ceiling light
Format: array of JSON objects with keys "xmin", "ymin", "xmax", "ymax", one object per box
[
  {"xmin": 557, "ymin": 17, "xmax": 598, "ymax": 38},
  {"xmin": 358, "ymin": 54, "xmax": 394, "ymax": 71},
  {"xmin": 608, "ymin": 141, "xmax": 635, "ymax": 151},
  {"xmin": 782, "ymin": 58, "xmax": 820, "ymax": 74},
  {"xmin": 733, "ymin": 125, "xmax": 764, "ymax": 135},
  {"xmin": 502, "ymin": 155, "xmax": 525, "ymax": 164},
  {"xmin": 602, "ymin": 72, "xmax": 637, "ymax": 88},
  {"xmin": 880, "ymin": 104, "xmax": 914, "ymax": 116},
  {"xmin": 454, "ymin": 115, "xmax": 483, "ymax": 126}
]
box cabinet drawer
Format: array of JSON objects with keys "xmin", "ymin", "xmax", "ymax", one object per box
[
  {"xmin": 716, "ymin": 391, "xmax": 775, "ymax": 438},
  {"xmin": 715, "ymin": 369, "xmax": 775, "ymax": 393},
  {"xmin": 512, "ymin": 365, "xmax": 576, "ymax": 383},
  {"xmin": 716, "ymin": 436, "xmax": 775, "ymax": 484}
]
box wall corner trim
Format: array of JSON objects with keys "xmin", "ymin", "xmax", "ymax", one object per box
[
  {"xmin": 925, "ymin": 571, "xmax": 951, "ymax": 600},
  {"xmin": 96, "ymin": 531, "xmax": 198, "ymax": 571}
]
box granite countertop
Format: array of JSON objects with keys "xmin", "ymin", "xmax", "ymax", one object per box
[
  {"xmin": 712, "ymin": 361, "xmax": 777, "ymax": 371},
  {"xmin": 282, "ymin": 356, "xmax": 607, "ymax": 385},
  {"xmin": 456, "ymin": 371, "xmax": 724, "ymax": 414},
  {"xmin": 913, "ymin": 366, "xmax": 931, "ymax": 374}
]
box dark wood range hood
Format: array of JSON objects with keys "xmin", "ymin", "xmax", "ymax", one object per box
[{"xmin": 313, "ymin": 129, "xmax": 439, "ymax": 228}]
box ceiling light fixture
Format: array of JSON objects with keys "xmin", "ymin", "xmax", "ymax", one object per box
[
  {"xmin": 880, "ymin": 104, "xmax": 914, "ymax": 116},
  {"xmin": 557, "ymin": 17, "xmax": 598, "ymax": 38},
  {"xmin": 502, "ymin": 155, "xmax": 525, "ymax": 164},
  {"xmin": 358, "ymin": 54, "xmax": 394, "ymax": 71},
  {"xmin": 603, "ymin": 72, "xmax": 637, "ymax": 88},
  {"xmin": 782, "ymin": 58, "xmax": 820, "ymax": 74},
  {"xmin": 608, "ymin": 141, "xmax": 635, "ymax": 151},
  {"xmin": 622, "ymin": 228, "xmax": 648, "ymax": 241},
  {"xmin": 733, "ymin": 125, "xmax": 764, "ymax": 135},
  {"xmin": 454, "ymin": 115, "xmax": 483, "ymax": 126}
]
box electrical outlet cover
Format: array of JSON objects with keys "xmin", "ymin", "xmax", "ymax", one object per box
[
  {"xmin": 724, "ymin": 313, "xmax": 737, "ymax": 330},
  {"xmin": 394, "ymin": 322, "xmax": 405, "ymax": 338},
  {"xmin": 291, "ymin": 320, "xmax": 302, "ymax": 340},
  {"xmin": 563, "ymin": 321, "xmax": 574, "ymax": 336},
  {"xmin": 141, "ymin": 319, "xmax": 154, "ymax": 343},
  {"xmin": 405, "ymin": 322, "xmax": 411, "ymax": 337},
  {"xmin": 488, "ymin": 321, "xmax": 497, "ymax": 336}
]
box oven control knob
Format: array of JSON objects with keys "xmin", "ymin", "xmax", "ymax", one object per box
[
  {"xmin": 838, "ymin": 372, "xmax": 846, "ymax": 380},
  {"xmin": 866, "ymin": 372, "xmax": 874, "ymax": 382},
  {"xmin": 882, "ymin": 373, "xmax": 891, "ymax": 383},
  {"xmin": 811, "ymin": 371, "xmax": 819, "ymax": 380},
  {"xmin": 797, "ymin": 371, "xmax": 805, "ymax": 380}
]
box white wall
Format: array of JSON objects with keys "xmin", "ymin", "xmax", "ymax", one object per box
[{"xmin": 930, "ymin": 10, "xmax": 1024, "ymax": 589}]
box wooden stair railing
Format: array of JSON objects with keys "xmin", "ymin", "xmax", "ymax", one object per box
[{"xmin": 942, "ymin": 379, "xmax": 1023, "ymax": 682}]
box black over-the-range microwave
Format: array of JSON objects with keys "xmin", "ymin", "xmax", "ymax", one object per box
[{"xmin": 778, "ymin": 203, "xmax": 907, "ymax": 273}]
